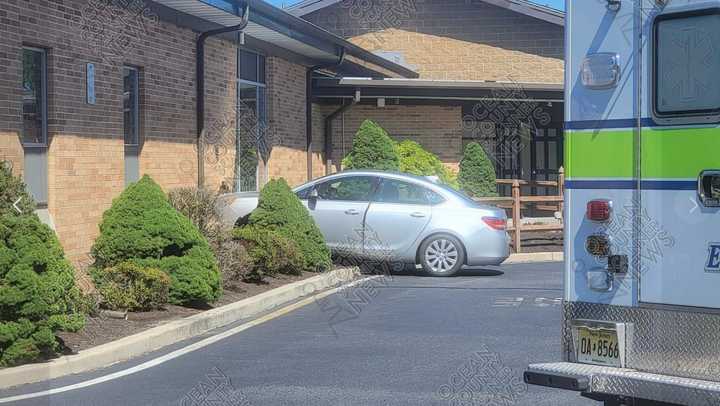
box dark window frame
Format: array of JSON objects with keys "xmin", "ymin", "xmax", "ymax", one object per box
[
  {"xmin": 21, "ymin": 46, "xmax": 48, "ymax": 147},
  {"xmin": 652, "ymin": 8, "xmax": 720, "ymax": 120},
  {"xmin": 238, "ymin": 49, "xmax": 266, "ymax": 85},
  {"xmin": 123, "ymin": 66, "xmax": 140, "ymax": 147},
  {"xmin": 236, "ymin": 49, "xmax": 267, "ymax": 192}
]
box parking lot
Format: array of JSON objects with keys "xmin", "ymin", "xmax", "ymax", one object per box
[{"xmin": 0, "ymin": 261, "xmax": 595, "ymax": 406}]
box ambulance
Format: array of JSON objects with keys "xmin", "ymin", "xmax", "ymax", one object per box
[{"xmin": 524, "ymin": 0, "xmax": 720, "ymax": 405}]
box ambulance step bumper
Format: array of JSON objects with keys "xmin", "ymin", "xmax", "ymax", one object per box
[{"xmin": 525, "ymin": 362, "xmax": 720, "ymax": 405}]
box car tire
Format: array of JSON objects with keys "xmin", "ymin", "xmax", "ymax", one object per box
[{"xmin": 419, "ymin": 234, "xmax": 465, "ymax": 277}]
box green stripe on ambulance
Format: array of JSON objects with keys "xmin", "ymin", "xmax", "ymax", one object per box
[{"xmin": 565, "ymin": 127, "xmax": 720, "ymax": 179}]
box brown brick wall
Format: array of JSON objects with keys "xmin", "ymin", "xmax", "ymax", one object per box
[
  {"xmin": 266, "ymin": 57, "xmax": 309, "ymax": 187},
  {"xmin": 326, "ymin": 104, "xmax": 463, "ymax": 173},
  {"xmin": 0, "ymin": 0, "xmax": 312, "ymax": 264},
  {"xmin": 303, "ymin": 0, "xmax": 564, "ymax": 83}
]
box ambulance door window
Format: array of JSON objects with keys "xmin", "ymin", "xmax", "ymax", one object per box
[{"xmin": 654, "ymin": 12, "xmax": 720, "ymax": 118}]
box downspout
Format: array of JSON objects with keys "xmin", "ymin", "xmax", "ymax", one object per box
[
  {"xmin": 324, "ymin": 95, "xmax": 357, "ymax": 175},
  {"xmin": 306, "ymin": 48, "xmax": 346, "ymax": 181},
  {"xmin": 196, "ymin": 4, "xmax": 250, "ymax": 189}
]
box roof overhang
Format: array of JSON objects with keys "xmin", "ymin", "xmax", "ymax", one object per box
[
  {"xmin": 288, "ymin": 0, "xmax": 564, "ymax": 26},
  {"xmin": 150, "ymin": 0, "xmax": 418, "ymax": 78},
  {"xmin": 312, "ymin": 77, "xmax": 564, "ymax": 102}
]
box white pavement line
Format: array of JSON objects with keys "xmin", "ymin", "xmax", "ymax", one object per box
[{"xmin": 0, "ymin": 275, "xmax": 379, "ymax": 404}]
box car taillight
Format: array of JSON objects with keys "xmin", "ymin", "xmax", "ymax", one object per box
[
  {"xmin": 483, "ymin": 216, "xmax": 507, "ymax": 230},
  {"xmin": 586, "ymin": 200, "xmax": 611, "ymax": 222}
]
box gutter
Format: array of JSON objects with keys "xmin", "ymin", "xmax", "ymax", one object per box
[
  {"xmin": 305, "ymin": 48, "xmax": 346, "ymax": 181},
  {"xmin": 196, "ymin": 4, "xmax": 250, "ymax": 189}
]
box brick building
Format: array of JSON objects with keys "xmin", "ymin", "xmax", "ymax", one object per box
[
  {"xmin": 289, "ymin": 0, "xmax": 565, "ymax": 194},
  {"xmin": 0, "ymin": 0, "xmax": 414, "ymax": 264}
]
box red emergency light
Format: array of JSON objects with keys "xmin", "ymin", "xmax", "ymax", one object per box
[{"xmin": 586, "ymin": 200, "xmax": 611, "ymax": 222}]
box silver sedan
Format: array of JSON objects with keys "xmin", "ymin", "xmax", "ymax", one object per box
[{"xmin": 218, "ymin": 171, "xmax": 510, "ymax": 276}]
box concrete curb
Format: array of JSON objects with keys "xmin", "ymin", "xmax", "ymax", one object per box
[
  {"xmin": 0, "ymin": 267, "xmax": 360, "ymax": 390},
  {"xmin": 503, "ymin": 252, "xmax": 563, "ymax": 264}
]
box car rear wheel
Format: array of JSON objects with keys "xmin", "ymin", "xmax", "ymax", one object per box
[{"xmin": 419, "ymin": 234, "xmax": 465, "ymax": 277}]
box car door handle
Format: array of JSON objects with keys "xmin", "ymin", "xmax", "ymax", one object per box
[
  {"xmin": 345, "ymin": 209, "xmax": 360, "ymax": 215},
  {"xmin": 410, "ymin": 212, "xmax": 426, "ymax": 218}
]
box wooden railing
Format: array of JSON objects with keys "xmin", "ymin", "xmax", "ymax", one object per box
[{"xmin": 474, "ymin": 167, "xmax": 565, "ymax": 253}]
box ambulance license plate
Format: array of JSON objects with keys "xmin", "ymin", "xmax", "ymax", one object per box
[{"xmin": 576, "ymin": 327, "xmax": 621, "ymax": 367}]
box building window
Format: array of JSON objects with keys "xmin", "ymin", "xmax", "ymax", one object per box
[
  {"xmin": 22, "ymin": 48, "xmax": 47, "ymax": 146},
  {"xmin": 236, "ymin": 49, "xmax": 266, "ymax": 192},
  {"xmin": 123, "ymin": 66, "xmax": 140, "ymax": 184},
  {"xmin": 123, "ymin": 67, "xmax": 139, "ymax": 146},
  {"xmin": 654, "ymin": 11, "xmax": 720, "ymax": 119},
  {"xmin": 22, "ymin": 47, "xmax": 49, "ymax": 207}
]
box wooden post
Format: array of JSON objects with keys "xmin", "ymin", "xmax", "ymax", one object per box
[
  {"xmin": 558, "ymin": 166, "xmax": 565, "ymax": 218},
  {"xmin": 512, "ymin": 180, "xmax": 521, "ymax": 253}
]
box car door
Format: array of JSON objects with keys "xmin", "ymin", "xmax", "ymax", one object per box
[
  {"xmin": 306, "ymin": 175, "xmax": 379, "ymax": 254},
  {"xmin": 364, "ymin": 178, "xmax": 433, "ymax": 261}
]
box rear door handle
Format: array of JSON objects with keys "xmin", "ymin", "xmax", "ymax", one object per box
[
  {"xmin": 410, "ymin": 212, "xmax": 426, "ymax": 218},
  {"xmin": 345, "ymin": 209, "xmax": 360, "ymax": 215}
]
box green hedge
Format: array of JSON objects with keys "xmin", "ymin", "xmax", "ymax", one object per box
[
  {"xmin": 238, "ymin": 178, "xmax": 331, "ymax": 275},
  {"xmin": 398, "ymin": 140, "xmax": 459, "ymax": 188},
  {"xmin": 0, "ymin": 167, "xmax": 84, "ymax": 367},
  {"xmin": 458, "ymin": 142, "xmax": 498, "ymax": 197},
  {"xmin": 91, "ymin": 176, "xmax": 221, "ymax": 305},
  {"xmin": 234, "ymin": 227, "xmax": 304, "ymax": 282},
  {"xmin": 93, "ymin": 263, "xmax": 170, "ymax": 312},
  {"xmin": 342, "ymin": 120, "xmax": 400, "ymax": 171},
  {"xmin": 0, "ymin": 165, "xmax": 35, "ymax": 216}
]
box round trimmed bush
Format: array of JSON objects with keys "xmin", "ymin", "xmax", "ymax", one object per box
[
  {"xmin": 93, "ymin": 263, "xmax": 170, "ymax": 311},
  {"xmin": 91, "ymin": 176, "xmax": 221, "ymax": 305},
  {"xmin": 398, "ymin": 140, "xmax": 459, "ymax": 188},
  {"xmin": 0, "ymin": 213, "xmax": 84, "ymax": 367},
  {"xmin": 342, "ymin": 120, "xmax": 400, "ymax": 171},
  {"xmin": 238, "ymin": 178, "xmax": 331, "ymax": 274},
  {"xmin": 458, "ymin": 142, "xmax": 498, "ymax": 197},
  {"xmin": 0, "ymin": 164, "xmax": 35, "ymax": 216},
  {"xmin": 234, "ymin": 227, "xmax": 304, "ymax": 282}
]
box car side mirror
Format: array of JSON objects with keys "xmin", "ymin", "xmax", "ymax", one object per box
[{"xmin": 308, "ymin": 189, "xmax": 319, "ymax": 209}]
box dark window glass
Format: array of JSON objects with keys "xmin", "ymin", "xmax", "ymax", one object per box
[
  {"xmin": 123, "ymin": 67, "xmax": 139, "ymax": 146},
  {"xmin": 375, "ymin": 179, "xmax": 429, "ymax": 205},
  {"xmin": 427, "ymin": 190, "xmax": 445, "ymax": 205},
  {"xmin": 239, "ymin": 50, "xmax": 260, "ymax": 83},
  {"xmin": 22, "ymin": 48, "xmax": 46, "ymax": 146},
  {"xmin": 655, "ymin": 13, "xmax": 720, "ymax": 116},
  {"xmin": 236, "ymin": 83, "xmax": 265, "ymax": 192},
  {"xmin": 296, "ymin": 187, "xmax": 310, "ymax": 200},
  {"xmin": 316, "ymin": 176, "xmax": 376, "ymax": 201},
  {"xmin": 236, "ymin": 49, "xmax": 266, "ymax": 192}
]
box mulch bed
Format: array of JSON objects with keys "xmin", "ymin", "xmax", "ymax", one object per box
[{"xmin": 57, "ymin": 271, "xmax": 320, "ymax": 355}]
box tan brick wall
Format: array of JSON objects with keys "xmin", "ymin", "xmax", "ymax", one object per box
[
  {"xmin": 311, "ymin": 103, "xmax": 328, "ymax": 179},
  {"xmin": 303, "ymin": 0, "xmax": 564, "ymax": 83},
  {"xmin": 266, "ymin": 57, "xmax": 310, "ymax": 187},
  {"xmin": 326, "ymin": 104, "xmax": 463, "ymax": 173}
]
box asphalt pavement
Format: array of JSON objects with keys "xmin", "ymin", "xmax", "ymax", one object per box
[{"xmin": 0, "ymin": 261, "xmax": 596, "ymax": 406}]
